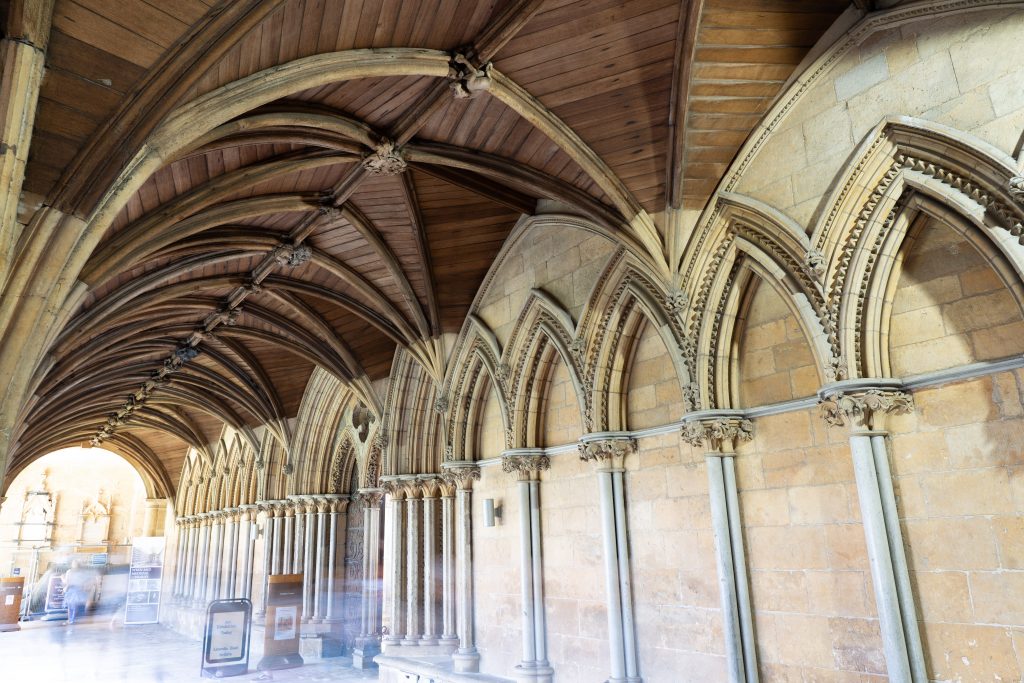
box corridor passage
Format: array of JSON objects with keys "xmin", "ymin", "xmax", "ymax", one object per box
[{"xmin": 0, "ymin": 620, "xmax": 378, "ymax": 682}]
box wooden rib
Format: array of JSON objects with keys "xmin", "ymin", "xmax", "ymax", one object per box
[
  {"xmin": 50, "ymin": 0, "xmax": 282, "ymax": 215},
  {"xmin": 399, "ymin": 172, "xmax": 441, "ymax": 336},
  {"xmin": 667, "ymin": 0, "xmax": 704, "ymax": 210}
]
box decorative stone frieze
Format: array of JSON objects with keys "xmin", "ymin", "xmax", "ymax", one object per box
[
  {"xmin": 362, "ymin": 139, "xmax": 407, "ymax": 176},
  {"xmin": 681, "ymin": 411, "xmax": 753, "ymax": 452},
  {"xmin": 818, "ymin": 384, "xmax": 913, "ymax": 430},
  {"xmin": 578, "ymin": 436, "xmax": 636, "ymax": 469}
]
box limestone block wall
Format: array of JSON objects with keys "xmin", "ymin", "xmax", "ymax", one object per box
[
  {"xmin": 538, "ymin": 453, "xmax": 607, "ymax": 682},
  {"xmin": 626, "ymin": 432, "xmax": 726, "ymax": 682},
  {"xmin": 889, "ymin": 373, "xmax": 1024, "ymax": 680},
  {"xmin": 888, "ymin": 217, "xmax": 1024, "ymax": 376},
  {"xmin": 739, "ymin": 409, "xmax": 885, "ymax": 679},
  {"xmin": 737, "ymin": 8, "xmax": 1024, "ymax": 226},
  {"xmin": 473, "ymin": 464, "xmax": 523, "ymax": 677}
]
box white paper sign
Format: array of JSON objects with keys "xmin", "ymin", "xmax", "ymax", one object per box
[
  {"xmin": 209, "ymin": 610, "xmax": 246, "ymax": 661},
  {"xmin": 273, "ymin": 605, "xmax": 297, "ymax": 641}
]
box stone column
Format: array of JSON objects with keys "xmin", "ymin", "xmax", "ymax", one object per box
[
  {"xmin": 380, "ymin": 477, "xmax": 406, "ymax": 648},
  {"xmin": 419, "ymin": 475, "xmax": 440, "ymax": 645},
  {"xmin": 442, "ymin": 463, "xmax": 481, "ymax": 673},
  {"xmin": 502, "ymin": 453, "xmax": 553, "ymax": 683},
  {"xmin": 682, "ymin": 413, "xmax": 758, "ymax": 683},
  {"xmin": 143, "ymin": 499, "xmax": 168, "ymax": 537},
  {"xmin": 819, "ymin": 383, "xmax": 926, "ymax": 683},
  {"xmin": 208, "ymin": 512, "xmax": 225, "ymax": 603},
  {"xmin": 183, "ymin": 518, "xmax": 198, "ymax": 604},
  {"xmin": 270, "ymin": 502, "xmax": 284, "ymax": 576},
  {"xmin": 579, "ymin": 437, "xmax": 642, "ymax": 683},
  {"xmin": 301, "ymin": 497, "xmax": 317, "ymax": 622},
  {"xmin": 224, "ymin": 508, "xmax": 240, "ymax": 598},
  {"xmin": 239, "ymin": 505, "xmax": 258, "ymax": 600},
  {"xmin": 172, "ymin": 518, "xmax": 186, "ymax": 600},
  {"xmin": 193, "ymin": 514, "xmax": 211, "ymax": 607},
  {"xmin": 402, "ymin": 476, "xmax": 423, "ymax": 645},
  {"xmin": 324, "ymin": 494, "xmax": 349, "ymax": 622},
  {"xmin": 292, "ymin": 497, "xmax": 305, "ymax": 576},
  {"xmin": 439, "ymin": 481, "xmax": 458, "ymax": 645},
  {"xmin": 282, "ymin": 503, "xmax": 295, "ymax": 575},
  {"xmin": 312, "ymin": 497, "xmax": 329, "ymax": 622},
  {"xmin": 256, "ymin": 503, "xmax": 275, "ymax": 619},
  {"xmin": 353, "ymin": 488, "xmax": 384, "ymax": 668}
]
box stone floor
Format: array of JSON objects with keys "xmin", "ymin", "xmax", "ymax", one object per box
[{"xmin": 0, "ymin": 618, "xmax": 379, "ymax": 682}]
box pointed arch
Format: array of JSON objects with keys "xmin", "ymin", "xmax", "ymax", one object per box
[{"xmin": 810, "ymin": 118, "xmax": 1024, "ymax": 378}]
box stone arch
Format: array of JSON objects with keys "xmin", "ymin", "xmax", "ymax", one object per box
[
  {"xmin": 686, "ymin": 196, "xmax": 833, "ymax": 409},
  {"xmin": 730, "ymin": 266, "xmax": 823, "ymax": 408},
  {"xmin": 813, "ymin": 118, "xmax": 1024, "ymax": 378},
  {"xmin": 445, "ymin": 316, "xmax": 511, "ymax": 461},
  {"xmin": 503, "ymin": 290, "xmax": 588, "ymax": 448},
  {"xmin": 584, "ymin": 251, "xmax": 693, "ymax": 432}
]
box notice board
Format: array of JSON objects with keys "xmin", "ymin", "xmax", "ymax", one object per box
[
  {"xmin": 0, "ymin": 577, "xmax": 24, "ymax": 631},
  {"xmin": 257, "ymin": 574, "xmax": 304, "ymax": 671},
  {"xmin": 125, "ymin": 536, "xmax": 165, "ymax": 624}
]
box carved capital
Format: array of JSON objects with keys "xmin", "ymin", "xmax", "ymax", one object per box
[
  {"xmin": 379, "ymin": 476, "xmax": 406, "ymax": 500},
  {"xmin": 362, "ymin": 139, "xmax": 407, "ymax": 176},
  {"xmin": 440, "ymin": 463, "xmax": 481, "ymax": 491},
  {"xmin": 578, "ymin": 437, "xmax": 636, "ymax": 469},
  {"xmin": 500, "ymin": 452, "xmax": 550, "ymax": 481},
  {"xmin": 418, "ymin": 474, "xmax": 441, "ymax": 498},
  {"xmin": 356, "ymin": 488, "xmax": 384, "ymax": 507},
  {"xmin": 818, "ymin": 385, "xmax": 913, "ymax": 431},
  {"xmin": 681, "ymin": 413, "xmax": 753, "ymax": 453}
]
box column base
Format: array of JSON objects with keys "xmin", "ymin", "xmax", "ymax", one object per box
[
  {"xmin": 452, "ymin": 648, "xmax": 480, "ymax": 673},
  {"xmin": 513, "ymin": 662, "xmax": 554, "ymax": 683},
  {"xmin": 401, "ymin": 637, "xmax": 421, "ymax": 646},
  {"xmin": 607, "ymin": 677, "xmax": 642, "ymax": 683},
  {"xmin": 420, "ymin": 636, "xmax": 440, "ymax": 646},
  {"xmin": 353, "ymin": 638, "xmax": 381, "ymax": 669}
]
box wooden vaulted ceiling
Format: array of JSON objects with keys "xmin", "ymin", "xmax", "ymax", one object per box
[{"xmin": 8, "ymin": 0, "xmax": 852, "ymax": 490}]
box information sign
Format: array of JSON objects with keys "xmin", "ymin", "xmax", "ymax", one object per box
[
  {"xmin": 124, "ymin": 536, "xmax": 165, "ymax": 624},
  {"xmin": 201, "ymin": 598, "xmax": 252, "ymax": 678},
  {"xmin": 41, "ymin": 575, "xmax": 67, "ymax": 620},
  {"xmin": 0, "ymin": 577, "xmax": 24, "ymax": 632},
  {"xmin": 257, "ymin": 574, "xmax": 304, "ymax": 671}
]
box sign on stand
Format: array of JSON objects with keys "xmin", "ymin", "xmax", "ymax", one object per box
[
  {"xmin": 42, "ymin": 575, "xmax": 66, "ymax": 620},
  {"xmin": 257, "ymin": 574, "xmax": 304, "ymax": 671},
  {"xmin": 202, "ymin": 598, "xmax": 253, "ymax": 678},
  {"xmin": 125, "ymin": 536, "xmax": 165, "ymax": 625},
  {"xmin": 0, "ymin": 577, "xmax": 24, "ymax": 632}
]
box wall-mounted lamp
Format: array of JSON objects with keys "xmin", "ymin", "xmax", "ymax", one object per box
[{"xmin": 483, "ymin": 498, "xmax": 502, "ymax": 527}]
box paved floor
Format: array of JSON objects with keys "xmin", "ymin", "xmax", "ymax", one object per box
[{"xmin": 0, "ymin": 618, "xmax": 379, "ymax": 682}]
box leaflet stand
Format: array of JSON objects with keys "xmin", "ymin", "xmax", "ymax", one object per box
[
  {"xmin": 257, "ymin": 574, "xmax": 304, "ymax": 671},
  {"xmin": 201, "ymin": 598, "xmax": 253, "ymax": 678}
]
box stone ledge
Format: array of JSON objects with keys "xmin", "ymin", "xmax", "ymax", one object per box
[{"xmin": 376, "ymin": 655, "xmax": 513, "ymax": 683}]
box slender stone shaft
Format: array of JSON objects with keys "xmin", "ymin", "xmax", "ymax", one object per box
[
  {"xmin": 313, "ymin": 503, "xmax": 327, "ymax": 621},
  {"xmin": 422, "ymin": 485, "xmax": 438, "ymax": 644},
  {"xmin": 441, "ymin": 493, "xmax": 457, "ymax": 641},
  {"xmin": 302, "ymin": 500, "xmax": 316, "ymax": 622},
  {"xmin": 403, "ymin": 493, "xmax": 421, "ymax": 644}
]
